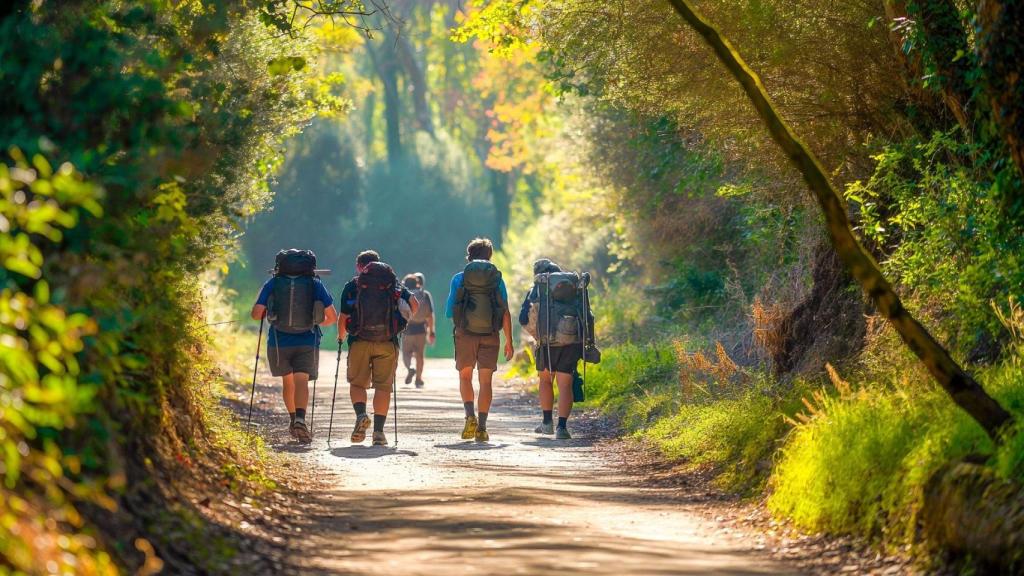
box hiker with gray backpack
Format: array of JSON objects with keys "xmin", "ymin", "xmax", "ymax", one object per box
[
  {"xmin": 401, "ymin": 273, "xmax": 436, "ymax": 388},
  {"xmin": 520, "ymin": 258, "xmax": 598, "ymax": 440},
  {"xmin": 336, "ymin": 250, "xmax": 418, "ymax": 446},
  {"xmin": 250, "ymin": 249, "xmax": 338, "ymax": 443},
  {"xmin": 445, "ymin": 238, "xmax": 515, "ymax": 442}
]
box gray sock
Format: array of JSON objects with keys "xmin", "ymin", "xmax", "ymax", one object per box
[
  {"xmin": 464, "ymin": 401, "xmax": 475, "ymax": 417},
  {"xmin": 478, "ymin": 412, "xmax": 488, "ymax": 431}
]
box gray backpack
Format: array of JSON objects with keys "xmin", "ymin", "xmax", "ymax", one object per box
[
  {"xmin": 454, "ymin": 260, "xmax": 507, "ymax": 336},
  {"xmin": 529, "ymin": 271, "xmax": 583, "ymax": 346}
]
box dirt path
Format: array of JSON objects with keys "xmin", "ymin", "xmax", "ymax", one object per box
[{"xmin": 246, "ymin": 355, "xmax": 797, "ymax": 575}]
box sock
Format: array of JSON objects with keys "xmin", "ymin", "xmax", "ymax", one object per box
[
  {"xmin": 464, "ymin": 401, "xmax": 475, "ymax": 418},
  {"xmin": 557, "ymin": 416, "xmax": 568, "ymax": 429},
  {"xmin": 354, "ymin": 402, "xmax": 367, "ymax": 416},
  {"xmin": 289, "ymin": 412, "xmax": 296, "ymax": 425},
  {"xmin": 542, "ymin": 410, "xmax": 553, "ymax": 424},
  {"xmin": 295, "ymin": 408, "xmax": 306, "ymax": 421},
  {"xmin": 478, "ymin": 412, "xmax": 488, "ymax": 430},
  {"xmin": 373, "ymin": 414, "xmax": 387, "ymax": 432}
]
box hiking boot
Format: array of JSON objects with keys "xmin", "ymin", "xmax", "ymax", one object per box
[
  {"xmin": 289, "ymin": 421, "xmax": 299, "ymax": 439},
  {"xmin": 461, "ymin": 415, "xmax": 478, "ymax": 440},
  {"xmin": 292, "ymin": 420, "xmax": 312, "ymax": 444},
  {"xmin": 405, "ymin": 368, "xmax": 416, "ymax": 385},
  {"xmin": 555, "ymin": 426, "xmax": 572, "ymax": 440},
  {"xmin": 475, "ymin": 429, "xmax": 490, "ymax": 443},
  {"xmin": 351, "ymin": 414, "xmax": 371, "ymax": 443},
  {"xmin": 534, "ymin": 422, "xmax": 554, "ymax": 435},
  {"xmin": 415, "ymin": 380, "xmax": 424, "ymax": 389},
  {"xmin": 372, "ymin": 431, "xmax": 388, "ymax": 446}
]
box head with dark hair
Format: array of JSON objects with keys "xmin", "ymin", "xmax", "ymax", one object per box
[
  {"xmin": 356, "ymin": 250, "xmax": 380, "ymax": 272},
  {"xmin": 466, "ymin": 237, "xmax": 493, "ymax": 261},
  {"xmin": 403, "ymin": 274, "xmax": 419, "ymax": 290},
  {"xmin": 532, "ymin": 258, "xmax": 562, "ymax": 275}
]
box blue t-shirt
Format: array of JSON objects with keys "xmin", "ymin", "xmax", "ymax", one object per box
[
  {"xmin": 256, "ymin": 277, "xmax": 333, "ymax": 347},
  {"xmin": 444, "ymin": 271, "xmax": 509, "ymax": 319}
]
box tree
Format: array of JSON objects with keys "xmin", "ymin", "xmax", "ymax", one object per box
[{"xmin": 664, "ymin": 0, "xmax": 1013, "ymax": 441}]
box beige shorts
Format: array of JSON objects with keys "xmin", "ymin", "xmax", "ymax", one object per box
[
  {"xmin": 454, "ymin": 331, "xmax": 500, "ymax": 371},
  {"xmin": 347, "ymin": 340, "xmax": 398, "ymax": 391}
]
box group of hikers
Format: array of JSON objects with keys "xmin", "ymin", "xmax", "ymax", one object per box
[{"xmin": 250, "ymin": 237, "xmax": 598, "ymax": 447}]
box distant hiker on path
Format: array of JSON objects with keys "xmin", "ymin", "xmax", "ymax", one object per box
[
  {"xmin": 520, "ymin": 258, "xmax": 595, "ymax": 440},
  {"xmin": 446, "ymin": 238, "xmax": 514, "ymax": 442},
  {"xmin": 402, "ymin": 273, "xmax": 435, "ymax": 388},
  {"xmin": 338, "ymin": 250, "xmax": 417, "ymax": 446},
  {"xmin": 251, "ymin": 249, "xmax": 338, "ymax": 443}
]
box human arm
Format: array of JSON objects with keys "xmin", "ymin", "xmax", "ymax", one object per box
[
  {"xmin": 337, "ymin": 312, "xmax": 348, "ymax": 342},
  {"xmin": 518, "ymin": 288, "xmax": 534, "ymax": 326},
  {"xmin": 444, "ymin": 273, "xmax": 460, "ymax": 319},
  {"xmin": 251, "ymin": 279, "xmax": 273, "ymax": 320},
  {"xmin": 502, "ymin": 309, "xmax": 514, "ymax": 361}
]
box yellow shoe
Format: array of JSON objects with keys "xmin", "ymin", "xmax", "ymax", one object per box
[
  {"xmin": 475, "ymin": 429, "xmax": 489, "ymax": 443},
  {"xmin": 461, "ymin": 415, "xmax": 478, "ymax": 440}
]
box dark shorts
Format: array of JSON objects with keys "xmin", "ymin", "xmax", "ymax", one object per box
[
  {"xmin": 267, "ymin": 345, "xmax": 319, "ymax": 379},
  {"xmin": 455, "ymin": 331, "xmax": 500, "ymax": 370},
  {"xmin": 535, "ymin": 344, "xmax": 581, "ymax": 374}
]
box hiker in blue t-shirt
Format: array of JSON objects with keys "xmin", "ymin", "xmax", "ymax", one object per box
[{"xmin": 251, "ymin": 252, "xmax": 337, "ymax": 443}]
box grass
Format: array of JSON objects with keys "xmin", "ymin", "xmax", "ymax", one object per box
[{"xmin": 584, "ymin": 335, "xmax": 1024, "ymax": 553}]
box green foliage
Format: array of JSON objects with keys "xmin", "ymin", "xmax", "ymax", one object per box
[
  {"xmin": 769, "ymin": 353, "xmax": 1024, "ymax": 543},
  {"xmin": 0, "ymin": 1, "xmax": 339, "ymax": 569},
  {"xmin": 846, "ymin": 130, "xmax": 1024, "ymax": 352}
]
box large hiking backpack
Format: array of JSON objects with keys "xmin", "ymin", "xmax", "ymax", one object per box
[
  {"xmin": 529, "ymin": 271, "xmax": 584, "ymax": 347},
  {"xmin": 454, "ymin": 260, "xmax": 506, "ymax": 336},
  {"xmin": 267, "ymin": 249, "xmax": 319, "ymax": 334},
  {"xmin": 351, "ymin": 262, "xmax": 401, "ymax": 342}
]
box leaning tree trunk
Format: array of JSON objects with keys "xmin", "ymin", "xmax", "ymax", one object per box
[
  {"xmin": 975, "ymin": 0, "xmax": 1024, "ymax": 185},
  {"xmin": 664, "ymin": 0, "xmax": 1013, "ymax": 441}
]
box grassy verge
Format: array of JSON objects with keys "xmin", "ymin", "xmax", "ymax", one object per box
[{"xmin": 584, "ymin": 335, "xmax": 1024, "ymax": 558}]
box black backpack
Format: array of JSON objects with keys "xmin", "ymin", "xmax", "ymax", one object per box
[
  {"xmin": 351, "ymin": 262, "xmax": 401, "ymax": 342},
  {"xmin": 454, "ymin": 260, "xmax": 506, "ymax": 336},
  {"xmin": 267, "ymin": 250, "xmax": 319, "ymax": 334}
]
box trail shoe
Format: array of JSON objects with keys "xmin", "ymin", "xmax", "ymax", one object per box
[
  {"xmin": 292, "ymin": 420, "xmax": 312, "ymax": 444},
  {"xmin": 475, "ymin": 429, "xmax": 490, "ymax": 443},
  {"xmin": 351, "ymin": 414, "xmax": 371, "ymax": 443},
  {"xmin": 555, "ymin": 427, "xmax": 572, "ymax": 440},
  {"xmin": 534, "ymin": 422, "xmax": 554, "ymax": 435},
  {"xmin": 405, "ymin": 368, "xmax": 416, "ymax": 385},
  {"xmin": 415, "ymin": 380, "xmax": 424, "ymax": 389},
  {"xmin": 461, "ymin": 415, "xmax": 479, "ymax": 440},
  {"xmin": 289, "ymin": 422, "xmax": 299, "ymax": 439},
  {"xmin": 372, "ymin": 431, "xmax": 388, "ymax": 446}
]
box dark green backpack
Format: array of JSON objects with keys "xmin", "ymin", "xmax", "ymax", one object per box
[{"xmin": 454, "ymin": 260, "xmax": 506, "ymax": 336}]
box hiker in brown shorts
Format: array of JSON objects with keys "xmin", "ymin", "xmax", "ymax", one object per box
[
  {"xmin": 337, "ymin": 250, "xmax": 417, "ymax": 446},
  {"xmin": 445, "ymin": 238, "xmax": 514, "ymax": 442}
]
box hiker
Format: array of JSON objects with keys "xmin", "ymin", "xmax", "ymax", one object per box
[
  {"xmin": 337, "ymin": 250, "xmax": 418, "ymax": 446},
  {"xmin": 250, "ymin": 249, "xmax": 338, "ymax": 443},
  {"xmin": 446, "ymin": 238, "xmax": 514, "ymax": 442},
  {"xmin": 520, "ymin": 258, "xmax": 595, "ymax": 440},
  {"xmin": 401, "ymin": 273, "xmax": 435, "ymax": 388}
]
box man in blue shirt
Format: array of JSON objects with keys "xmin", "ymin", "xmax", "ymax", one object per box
[
  {"xmin": 446, "ymin": 238, "xmax": 514, "ymax": 442},
  {"xmin": 251, "ymin": 271, "xmax": 337, "ymax": 443}
]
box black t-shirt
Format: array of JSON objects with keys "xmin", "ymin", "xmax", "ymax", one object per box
[{"xmin": 339, "ymin": 278, "xmax": 413, "ymax": 344}]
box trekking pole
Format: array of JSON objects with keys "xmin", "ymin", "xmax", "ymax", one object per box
[
  {"xmin": 327, "ymin": 339, "xmax": 343, "ymax": 444},
  {"xmin": 393, "ymin": 336, "xmax": 400, "ymax": 447},
  {"xmin": 247, "ymin": 315, "xmax": 265, "ymax": 427},
  {"xmin": 310, "ymin": 329, "xmax": 321, "ymax": 436}
]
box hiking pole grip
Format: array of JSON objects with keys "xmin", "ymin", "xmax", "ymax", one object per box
[{"xmin": 247, "ymin": 315, "xmax": 265, "ymax": 427}]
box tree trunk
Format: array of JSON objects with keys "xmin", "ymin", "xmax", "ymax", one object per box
[
  {"xmin": 975, "ymin": 0, "xmax": 1024, "ymax": 184},
  {"xmin": 665, "ymin": 0, "xmax": 1013, "ymax": 441},
  {"xmin": 367, "ymin": 40, "xmax": 403, "ymax": 166},
  {"xmin": 488, "ymin": 169, "xmax": 511, "ymax": 246},
  {"xmin": 396, "ymin": 34, "xmax": 435, "ymax": 137},
  {"xmin": 906, "ymin": 0, "xmax": 977, "ymax": 133}
]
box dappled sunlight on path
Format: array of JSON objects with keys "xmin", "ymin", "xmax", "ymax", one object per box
[{"xmin": 249, "ymin": 357, "xmax": 796, "ymax": 575}]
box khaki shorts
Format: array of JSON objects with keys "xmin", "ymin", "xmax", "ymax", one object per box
[
  {"xmin": 454, "ymin": 331, "xmax": 500, "ymax": 371},
  {"xmin": 402, "ymin": 333, "xmax": 427, "ymax": 367},
  {"xmin": 347, "ymin": 340, "xmax": 398, "ymax": 391},
  {"xmin": 267, "ymin": 345, "xmax": 319, "ymax": 379}
]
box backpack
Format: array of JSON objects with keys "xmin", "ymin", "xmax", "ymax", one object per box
[
  {"xmin": 454, "ymin": 260, "xmax": 506, "ymax": 336},
  {"xmin": 529, "ymin": 271, "xmax": 584, "ymax": 347},
  {"xmin": 267, "ymin": 249, "xmax": 320, "ymax": 334},
  {"xmin": 351, "ymin": 262, "xmax": 402, "ymax": 342},
  {"xmin": 408, "ymin": 288, "xmax": 431, "ymax": 324}
]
